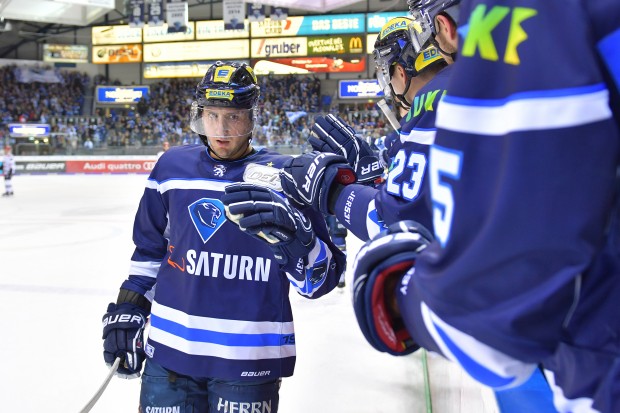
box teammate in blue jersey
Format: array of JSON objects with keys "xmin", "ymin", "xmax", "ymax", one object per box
[
  {"xmin": 350, "ymin": 1, "xmax": 620, "ymax": 412},
  {"xmin": 100, "ymin": 61, "xmax": 346, "ymax": 413},
  {"xmin": 286, "ymin": 17, "xmax": 448, "ymax": 244}
]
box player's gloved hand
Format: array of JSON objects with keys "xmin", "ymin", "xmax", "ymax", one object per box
[
  {"xmin": 102, "ymin": 303, "xmax": 148, "ymax": 379},
  {"xmin": 222, "ymin": 183, "xmax": 316, "ymax": 265},
  {"xmin": 309, "ymin": 114, "xmax": 384, "ymax": 184},
  {"xmin": 5, "ymin": 170, "xmax": 12, "ymax": 180},
  {"xmin": 352, "ymin": 220, "xmax": 433, "ymax": 356},
  {"xmin": 280, "ymin": 151, "xmax": 356, "ymax": 215}
]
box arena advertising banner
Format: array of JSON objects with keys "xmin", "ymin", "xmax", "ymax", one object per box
[
  {"xmin": 251, "ymin": 37, "xmax": 306, "ymax": 58},
  {"xmin": 196, "ymin": 20, "xmax": 249, "ymax": 39},
  {"xmin": 144, "ymin": 40, "xmax": 249, "ymax": 62},
  {"xmin": 143, "ymin": 22, "xmax": 195, "ymax": 42},
  {"xmin": 366, "ymin": 33, "xmax": 378, "ymax": 54},
  {"xmin": 307, "ymin": 35, "xmax": 364, "ymax": 55},
  {"xmin": 144, "ymin": 60, "xmax": 248, "ymax": 78},
  {"xmin": 252, "ymin": 35, "xmax": 363, "ymax": 58},
  {"xmin": 96, "ymin": 86, "xmax": 149, "ymax": 104},
  {"xmin": 15, "ymin": 161, "xmax": 67, "ymax": 174},
  {"xmin": 338, "ymin": 79, "xmax": 384, "ymax": 99},
  {"xmin": 42, "ymin": 44, "xmax": 89, "ymax": 63},
  {"xmin": 13, "ymin": 157, "xmax": 156, "ymax": 175},
  {"xmin": 65, "ymin": 160, "xmax": 156, "ymax": 174},
  {"xmin": 8, "ymin": 123, "xmax": 51, "ymax": 137},
  {"xmin": 250, "ymin": 13, "xmax": 365, "ymax": 37},
  {"xmin": 254, "ymin": 56, "xmax": 366, "ymax": 74},
  {"xmin": 366, "ymin": 11, "xmax": 408, "ymax": 33},
  {"xmin": 92, "ymin": 44, "xmax": 142, "ymax": 64},
  {"xmin": 92, "ymin": 25, "xmax": 142, "ymax": 45}
]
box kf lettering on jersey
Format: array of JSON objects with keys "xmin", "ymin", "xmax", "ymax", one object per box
[{"xmin": 461, "ymin": 5, "xmax": 537, "ymax": 65}]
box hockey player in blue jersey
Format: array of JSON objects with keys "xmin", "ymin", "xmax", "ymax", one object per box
[
  {"xmin": 348, "ymin": 1, "xmax": 620, "ymax": 412},
  {"xmin": 101, "ymin": 61, "xmax": 346, "ymax": 413},
  {"xmin": 284, "ymin": 17, "xmax": 448, "ymax": 245}
]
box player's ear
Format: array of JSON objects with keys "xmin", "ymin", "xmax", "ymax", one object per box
[{"xmin": 435, "ymin": 14, "xmax": 456, "ymax": 40}]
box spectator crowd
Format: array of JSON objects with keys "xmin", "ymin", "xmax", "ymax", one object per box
[{"xmin": 0, "ymin": 64, "xmax": 391, "ymax": 154}]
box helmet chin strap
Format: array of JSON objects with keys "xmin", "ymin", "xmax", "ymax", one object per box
[
  {"xmin": 389, "ymin": 76, "xmax": 413, "ymax": 109},
  {"xmin": 431, "ymin": 37, "xmax": 457, "ymax": 62}
]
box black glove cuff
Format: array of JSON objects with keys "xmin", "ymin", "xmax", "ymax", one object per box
[
  {"xmin": 327, "ymin": 183, "xmax": 346, "ymax": 215},
  {"xmin": 117, "ymin": 288, "xmax": 151, "ymax": 313}
]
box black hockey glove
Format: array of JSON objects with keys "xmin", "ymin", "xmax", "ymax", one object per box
[
  {"xmin": 5, "ymin": 170, "xmax": 12, "ymax": 180},
  {"xmin": 102, "ymin": 302, "xmax": 148, "ymax": 379},
  {"xmin": 280, "ymin": 151, "xmax": 356, "ymax": 215},
  {"xmin": 309, "ymin": 114, "xmax": 384, "ymax": 184},
  {"xmin": 352, "ymin": 220, "xmax": 433, "ymax": 356},
  {"xmin": 222, "ymin": 183, "xmax": 316, "ymax": 266}
]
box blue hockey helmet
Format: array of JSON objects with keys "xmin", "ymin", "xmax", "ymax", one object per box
[
  {"xmin": 407, "ymin": 0, "xmax": 461, "ymax": 53},
  {"xmin": 373, "ymin": 16, "xmax": 445, "ymax": 107}
]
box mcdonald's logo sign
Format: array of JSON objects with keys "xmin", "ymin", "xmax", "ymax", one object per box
[{"xmin": 349, "ymin": 37, "xmax": 363, "ymax": 53}]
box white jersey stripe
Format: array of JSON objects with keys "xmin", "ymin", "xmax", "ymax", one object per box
[
  {"xmin": 146, "ymin": 178, "xmax": 232, "ymax": 194},
  {"xmin": 400, "ymin": 128, "xmax": 436, "ymax": 145},
  {"xmin": 436, "ymin": 87, "xmax": 611, "ymax": 136},
  {"xmin": 129, "ymin": 260, "xmax": 160, "ymax": 278},
  {"xmin": 149, "ymin": 327, "xmax": 296, "ymax": 360},
  {"xmin": 152, "ymin": 301, "xmax": 295, "ymax": 335}
]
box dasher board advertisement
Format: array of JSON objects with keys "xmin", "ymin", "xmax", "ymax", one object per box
[{"xmin": 96, "ymin": 86, "xmax": 149, "ymax": 104}]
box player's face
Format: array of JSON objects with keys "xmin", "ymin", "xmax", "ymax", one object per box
[
  {"xmin": 207, "ymin": 134, "xmax": 252, "ymax": 160},
  {"xmin": 203, "ymin": 107, "xmax": 254, "ymax": 160},
  {"xmin": 201, "ymin": 107, "xmax": 254, "ymax": 139}
]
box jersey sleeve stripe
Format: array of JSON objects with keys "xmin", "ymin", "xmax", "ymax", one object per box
[{"xmin": 436, "ymin": 85, "xmax": 612, "ymax": 135}]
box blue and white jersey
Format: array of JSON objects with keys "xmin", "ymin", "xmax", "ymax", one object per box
[
  {"xmin": 396, "ymin": 1, "xmax": 620, "ymax": 411},
  {"xmin": 333, "ymin": 66, "xmax": 453, "ymax": 241},
  {"xmin": 121, "ymin": 145, "xmax": 346, "ymax": 380}
]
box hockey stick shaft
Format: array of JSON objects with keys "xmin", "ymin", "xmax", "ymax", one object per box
[
  {"xmin": 376, "ymin": 99, "xmax": 401, "ymax": 132},
  {"xmin": 78, "ymin": 357, "xmax": 121, "ymax": 413}
]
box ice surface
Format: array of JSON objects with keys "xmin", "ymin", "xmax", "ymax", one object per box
[{"xmin": 0, "ymin": 174, "xmax": 497, "ymax": 412}]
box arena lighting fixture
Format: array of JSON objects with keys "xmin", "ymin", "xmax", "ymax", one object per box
[{"xmin": 256, "ymin": 0, "xmax": 364, "ymax": 12}]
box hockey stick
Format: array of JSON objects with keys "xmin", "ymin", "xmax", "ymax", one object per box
[
  {"xmin": 78, "ymin": 357, "xmax": 121, "ymax": 413},
  {"xmin": 376, "ymin": 99, "xmax": 401, "ymax": 132}
]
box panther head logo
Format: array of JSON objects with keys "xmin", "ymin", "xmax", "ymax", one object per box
[
  {"xmin": 188, "ymin": 198, "xmax": 227, "ymax": 243},
  {"xmin": 214, "ymin": 164, "xmax": 226, "ymax": 177},
  {"xmin": 193, "ymin": 201, "xmax": 222, "ymax": 228}
]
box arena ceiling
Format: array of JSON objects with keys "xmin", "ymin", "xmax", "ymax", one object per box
[
  {"xmin": 0, "ymin": 0, "xmax": 403, "ymax": 58},
  {"xmin": 0, "ymin": 0, "xmax": 365, "ymax": 27}
]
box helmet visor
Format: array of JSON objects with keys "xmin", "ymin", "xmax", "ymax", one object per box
[
  {"xmin": 373, "ymin": 46, "xmax": 398, "ymax": 95},
  {"xmin": 190, "ymin": 103, "xmax": 256, "ymax": 139},
  {"xmin": 408, "ymin": 10, "xmax": 435, "ymax": 53}
]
